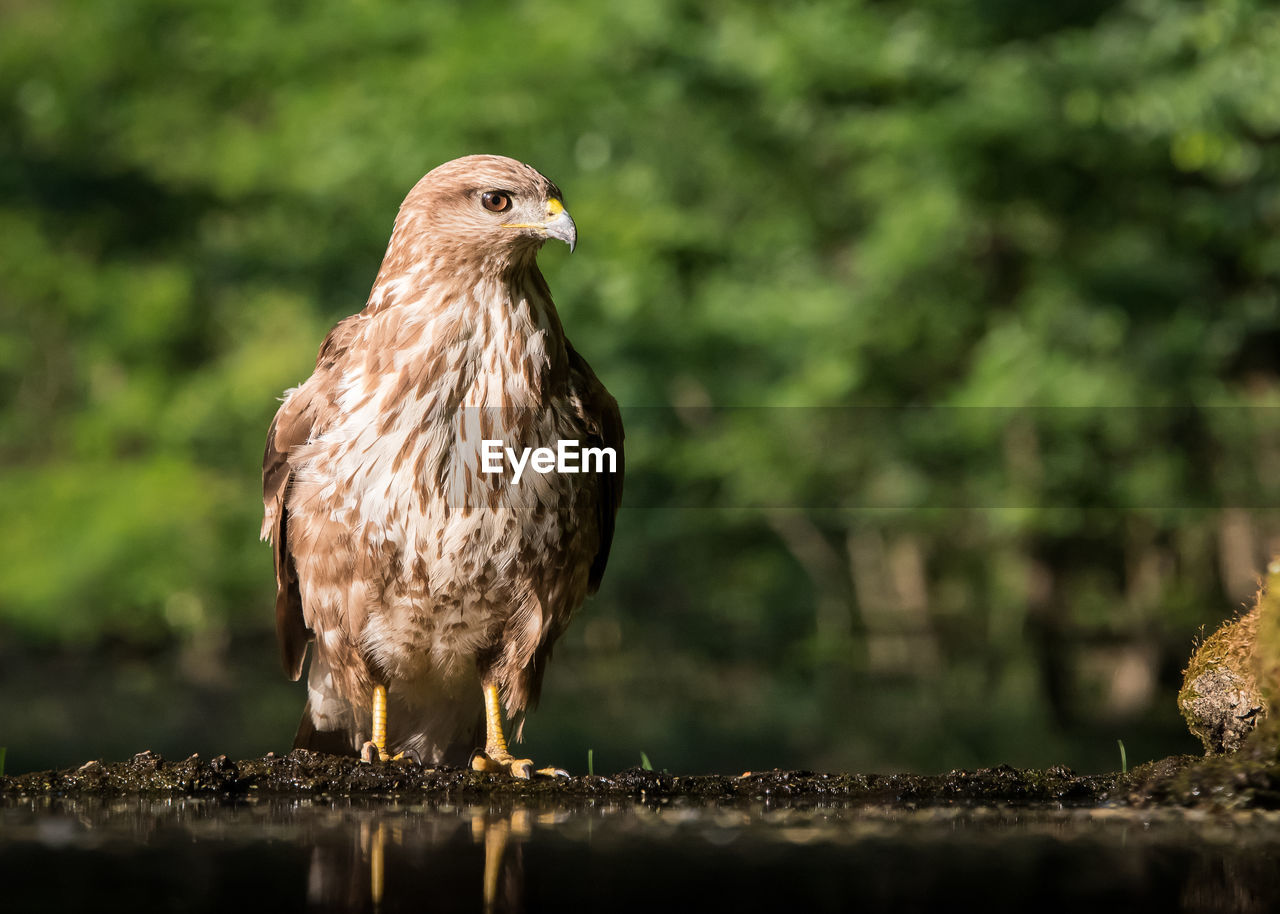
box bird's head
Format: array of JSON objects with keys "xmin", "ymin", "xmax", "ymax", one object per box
[{"xmin": 396, "ymin": 155, "xmax": 577, "ymax": 265}]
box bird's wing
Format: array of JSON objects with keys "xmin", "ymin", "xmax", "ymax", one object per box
[
  {"xmin": 566, "ymin": 341, "xmax": 625, "ymax": 593},
  {"xmin": 262, "ymin": 315, "xmax": 360, "ymax": 680}
]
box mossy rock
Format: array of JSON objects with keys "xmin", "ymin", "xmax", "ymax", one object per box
[
  {"xmin": 1139, "ymin": 564, "xmax": 1280, "ymax": 807},
  {"xmin": 1179, "ymin": 585, "xmax": 1266, "ymax": 755}
]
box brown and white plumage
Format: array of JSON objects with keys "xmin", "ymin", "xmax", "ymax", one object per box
[{"xmin": 262, "ymin": 155, "xmax": 623, "ymax": 771}]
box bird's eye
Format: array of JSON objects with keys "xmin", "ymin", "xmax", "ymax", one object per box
[{"xmin": 482, "ymin": 191, "xmax": 512, "ymax": 213}]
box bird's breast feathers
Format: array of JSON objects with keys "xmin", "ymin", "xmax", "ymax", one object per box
[{"xmin": 284, "ymin": 279, "xmax": 597, "ymax": 679}]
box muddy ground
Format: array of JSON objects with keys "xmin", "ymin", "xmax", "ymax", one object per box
[{"xmin": 3, "ymin": 746, "xmax": 1277, "ymax": 809}]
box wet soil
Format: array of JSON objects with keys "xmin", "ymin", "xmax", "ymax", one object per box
[{"xmin": 1, "ymin": 747, "xmax": 1263, "ymax": 808}]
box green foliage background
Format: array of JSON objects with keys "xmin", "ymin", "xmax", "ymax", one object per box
[{"xmin": 3, "ymin": 0, "xmax": 1280, "ymax": 774}]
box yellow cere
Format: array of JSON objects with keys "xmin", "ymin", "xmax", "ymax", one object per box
[{"xmin": 501, "ymin": 198, "xmax": 564, "ymax": 230}]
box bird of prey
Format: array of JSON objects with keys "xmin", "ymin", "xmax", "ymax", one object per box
[{"xmin": 261, "ymin": 155, "xmax": 623, "ymax": 777}]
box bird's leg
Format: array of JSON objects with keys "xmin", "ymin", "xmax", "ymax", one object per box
[
  {"xmin": 359, "ymin": 684, "xmax": 404, "ymax": 763},
  {"xmin": 371, "ymin": 683, "xmax": 390, "ymax": 759},
  {"xmin": 470, "ymin": 682, "xmax": 568, "ymax": 779},
  {"xmin": 471, "ymin": 683, "xmax": 531, "ymax": 778}
]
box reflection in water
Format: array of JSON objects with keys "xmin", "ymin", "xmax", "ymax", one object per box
[
  {"xmin": 307, "ymin": 809, "xmax": 531, "ymax": 912},
  {"xmin": 476, "ymin": 809, "xmax": 524, "ymax": 914},
  {"xmin": 305, "ymin": 818, "xmax": 385, "ymax": 910},
  {"xmin": 303, "ymin": 804, "xmax": 537, "ymax": 912},
  {"xmin": 5, "ymin": 797, "xmax": 1280, "ymax": 912}
]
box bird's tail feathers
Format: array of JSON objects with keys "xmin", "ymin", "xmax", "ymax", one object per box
[{"xmin": 292, "ymin": 698, "xmax": 357, "ymax": 756}]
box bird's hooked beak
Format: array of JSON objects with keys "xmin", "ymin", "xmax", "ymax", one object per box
[
  {"xmin": 504, "ymin": 197, "xmax": 577, "ymax": 252},
  {"xmin": 543, "ymin": 198, "xmax": 577, "ymax": 253}
]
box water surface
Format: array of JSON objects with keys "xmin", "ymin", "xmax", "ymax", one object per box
[{"xmin": 3, "ymin": 796, "xmax": 1279, "ymax": 912}]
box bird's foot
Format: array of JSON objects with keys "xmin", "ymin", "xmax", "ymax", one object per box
[
  {"xmin": 470, "ymin": 749, "xmax": 569, "ymax": 780},
  {"xmin": 359, "ymin": 741, "xmax": 407, "ymax": 764}
]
